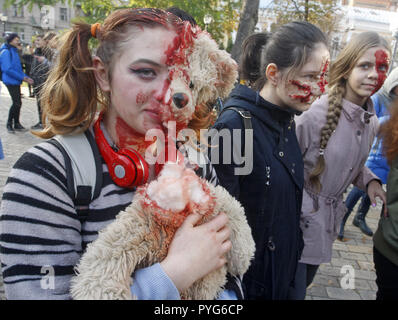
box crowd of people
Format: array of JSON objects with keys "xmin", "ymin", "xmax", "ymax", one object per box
[
  {"xmin": 0, "ymin": 31, "xmax": 58, "ymax": 133},
  {"xmin": 0, "ymin": 6, "xmax": 397, "ymax": 300}
]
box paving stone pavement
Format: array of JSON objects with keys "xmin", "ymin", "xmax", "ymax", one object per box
[{"xmin": 0, "ymin": 86, "xmax": 383, "ymax": 300}]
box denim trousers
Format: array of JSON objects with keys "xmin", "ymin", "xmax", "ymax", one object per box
[{"xmin": 345, "ymin": 186, "xmax": 371, "ymax": 215}]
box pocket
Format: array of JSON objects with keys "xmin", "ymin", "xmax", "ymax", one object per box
[{"xmin": 300, "ymin": 205, "xmax": 324, "ymax": 259}]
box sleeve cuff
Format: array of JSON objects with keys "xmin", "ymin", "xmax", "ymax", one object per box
[
  {"xmin": 217, "ymin": 289, "xmax": 238, "ymax": 300},
  {"xmin": 131, "ymin": 263, "xmax": 180, "ymax": 300}
]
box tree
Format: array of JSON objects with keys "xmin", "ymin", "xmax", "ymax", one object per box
[
  {"xmin": 230, "ymin": 0, "xmax": 260, "ymax": 63},
  {"xmin": 4, "ymin": 0, "xmax": 242, "ymax": 47},
  {"xmin": 272, "ymin": 0, "xmax": 342, "ymax": 39}
]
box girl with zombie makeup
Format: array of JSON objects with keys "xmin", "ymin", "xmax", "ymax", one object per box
[
  {"xmin": 210, "ymin": 22, "xmax": 329, "ymax": 300},
  {"xmin": 338, "ymin": 67, "xmax": 398, "ymax": 241},
  {"xmin": 292, "ymin": 31, "xmax": 390, "ymax": 300},
  {"xmin": 0, "ymin": 8, "xmax": 241, "ymax": 300}
]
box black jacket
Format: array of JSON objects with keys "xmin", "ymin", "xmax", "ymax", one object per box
[
  {"xmin": 30, "ymin": 52, "xmax": 50, "ymax": 94},
  {"xmin": 210, "ymin": 84, "xmax": 304, "ymax": 299}
]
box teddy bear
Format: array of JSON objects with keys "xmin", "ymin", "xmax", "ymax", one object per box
[{"xmin": 70, "ymin": 22, "xmax": 255, "ymax": 300}]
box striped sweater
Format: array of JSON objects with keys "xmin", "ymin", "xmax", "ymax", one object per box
[{"xmin": 0, "ymin": 133, "xmax": 219, "ymax": 299}]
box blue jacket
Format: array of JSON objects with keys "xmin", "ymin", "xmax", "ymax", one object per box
[
  {"xmin": 210, "ymin": 84, "xmax": 304, "ymax": 299},
  {"xmin": 366, "ymin": 94, "xmax": 390, "ymax": 184},
  {"xmin": 0, "ymin": 43, "xmax": 26, "ymax": 85}
]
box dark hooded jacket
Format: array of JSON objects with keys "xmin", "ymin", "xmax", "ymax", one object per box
[{"xmin": 210, "ymin": 84, "xmax": 304, "ymax": 299}]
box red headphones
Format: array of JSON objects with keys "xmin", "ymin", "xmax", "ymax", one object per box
[
  {"xmin": 94, "ymin": 113, "xmax": 149, "ymax": 189},
  {"xmin": 94, "ymin": 113, "xmax": 184, "ymax": 189}
]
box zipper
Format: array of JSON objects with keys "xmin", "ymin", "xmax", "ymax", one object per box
[{"xmin": 265, "ymin": 166, "xmax": 271, "ymax": 186}]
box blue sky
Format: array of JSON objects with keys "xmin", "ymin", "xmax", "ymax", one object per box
[{"xmin": 260, "ymin": 0, "xmax": 274, "ymax": 8}]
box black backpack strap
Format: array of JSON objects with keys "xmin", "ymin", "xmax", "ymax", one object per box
[
  {"xmin": 84, "ymin": 130, "xmax": 103, "ymax": 201},
  {"xmin": 219, "ymin": 106, "xmax": 252, "ymax": 130}
]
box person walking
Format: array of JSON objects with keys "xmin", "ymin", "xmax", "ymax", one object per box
[
  {"xmin": 30, "ymin": 32, "xmax": 57, "ymax": 130},
  {"xmin": 338, "ymin": 67, "xmax": 398, "ymax": 240},
  {"xmin": 22, "ymin": 45, "xmax": 35, "ymax": 98},
  {"xmin": 0, "ymin": 33, "xmax": 34, "ymax": 133}
]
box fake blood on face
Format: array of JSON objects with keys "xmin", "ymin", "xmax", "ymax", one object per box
[
  {"xmin": 136, "ymin": 91, "xmax": 150, "ymax": 105},
  {"xmin": 289, "ymin": 80, "xmax": 313, "ymax": 103},
  {"xmin": 165, "ymin": 23, "xmax": 195, "ymax": 67},
  {"xmin": 373, "ymin": 50, "xmax": 389, "ymax": 94},
  {"xmin": 317, "ymin": 60, "xmax": 329, "ymax": 94},
  {"xmin": 116, "ymin": 117, "xmax": 155, "ymax": 153}
]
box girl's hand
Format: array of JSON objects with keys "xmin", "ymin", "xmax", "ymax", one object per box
[
  {"xmin": 367, "ymin": 180, "xmax": 388, "ymax": 217},
  {"xmin": 24, "ymin": 76, "xmax": 34, "ymax": 85},
  {"xmin": 160, "ymin": 212, "xmax": 232, "ymax": 292},
  {"xmin": 34, "ymin": 55, "xmax": 45, "ymax": 63}
]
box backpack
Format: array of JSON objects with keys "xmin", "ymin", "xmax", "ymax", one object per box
[{"xmin": 47, "ymin": 130, "xmax": 103, "ymax": 223}]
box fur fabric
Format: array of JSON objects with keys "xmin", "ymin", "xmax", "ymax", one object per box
[{"xmin": 70, "ymin": 164, "xmax": 255, "ymax": 299}]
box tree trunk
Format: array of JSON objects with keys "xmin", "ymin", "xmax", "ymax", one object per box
[
  {"xmin": 230, "ymin": 0, "xmax": 260, "ymax": 63},
  {"xmin": 304, "ymin": 0, "xmax": 309, "ymax": 21}
]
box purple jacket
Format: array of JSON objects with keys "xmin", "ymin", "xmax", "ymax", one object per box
[{"xmin": 295, "ymin": 94, "xmax": 379, "ymax": 265}]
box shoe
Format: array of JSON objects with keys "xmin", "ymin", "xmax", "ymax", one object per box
[
  {"xmin": 337, "ymin": 209, "xmax": 352, "ymax": 241},
  {"xmin": 6, "ymin": 123, "xmax": 15, "ymax": 134},
  {"xmin": 353, "ymin": 212, "xmax": 373, "ymax": 236},
  {"xmin": 31, "ymin": 122, "xmax": 43, "ymax": 130},
  {"xmin": 14, "ymin": 123, "xmax": 28, "ymax": 132}
]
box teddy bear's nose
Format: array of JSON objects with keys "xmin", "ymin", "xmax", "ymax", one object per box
[{"xmin": 172, "ymin": 93, "xmax": 189, "ymax": 109}]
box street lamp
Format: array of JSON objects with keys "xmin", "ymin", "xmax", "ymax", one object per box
[
  {"xmin": 0, "ymin": 13, "xmax": 8, "ymax": 36},
  {"xmin": 203, "ymin": 14, "xmax": 213, "ymax": 31}
]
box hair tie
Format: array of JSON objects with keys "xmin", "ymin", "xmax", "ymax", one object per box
[{"xmin": 91, "ymin": 23, "xmax": 101, "ymax": 38}]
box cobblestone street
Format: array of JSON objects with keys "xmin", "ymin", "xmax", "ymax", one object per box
[{"xmin": 0, "ymin": 86, "xmax": 383, "ymax": 300}]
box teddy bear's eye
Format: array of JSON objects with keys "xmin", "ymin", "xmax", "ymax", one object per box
[{"xmin": 189, "ymin": 81, "xmax": 194, "ymax": 89}]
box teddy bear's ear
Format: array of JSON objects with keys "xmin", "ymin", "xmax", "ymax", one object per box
[{"xmin": 188, "ymin": 32, "xmax": 238, "ymax": 106}]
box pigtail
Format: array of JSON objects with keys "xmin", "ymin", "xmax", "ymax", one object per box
[
  {"xmin": 238, "ymin": 33, "xmax": 269, "ymax": 89},
  {"xmin": 34, "ymin": 22, "xmax": 98, "ymax": 139},
  {"xmin": 309, "ymin": 83, "xmax": 345, "ymax": 192}
]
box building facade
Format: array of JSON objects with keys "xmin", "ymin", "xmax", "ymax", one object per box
[{"xmin": 0, "ymin": 1, "xmax": 83, "ymax": 45}]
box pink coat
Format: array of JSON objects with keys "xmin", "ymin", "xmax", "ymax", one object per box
[{"xmin": 295, "ymin": 94, "xmax": 379, "ymax": 265}]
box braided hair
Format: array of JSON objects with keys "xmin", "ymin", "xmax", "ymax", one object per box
[{"xmin": 308, "ymin": 32, "xmax": 390, "ymax": 192}]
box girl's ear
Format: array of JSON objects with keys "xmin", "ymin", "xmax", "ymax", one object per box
[
  {"xmin": 265, "ymin": 63, "xmax": 280, "ymax": 86},
  {"xmin": 93, "ymin": 56, "xmax": 110, "ymax": 92}
]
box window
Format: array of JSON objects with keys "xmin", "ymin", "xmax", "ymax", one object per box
[
  {"xmin": 60, "ymin": 8, "xmax": 68, "ymax": 21},
  {"xmin": 12, "ymin": 5, "xmax": 24, "ymax": 17}
]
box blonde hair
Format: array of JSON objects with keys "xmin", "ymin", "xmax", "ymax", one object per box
[{"xmin": 309, "ymin": 32, "xmax": 391, "ymax": 192}]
